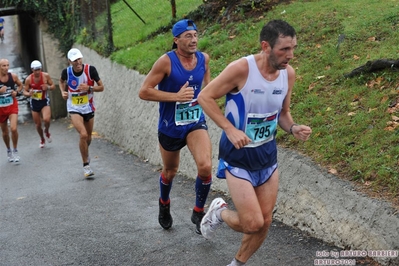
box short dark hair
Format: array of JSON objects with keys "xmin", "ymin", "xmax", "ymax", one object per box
[{"xmin": 259, "ymin": 20, "xmax": 296, "ymax": 48}]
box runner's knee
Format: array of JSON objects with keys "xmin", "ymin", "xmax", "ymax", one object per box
[
  {"xmin": 42, "ymin": 117, "xmax": 51, "ymax": 124},
  {"xmin": 197, "ymin": 160, "xmax": 212, "ymax": 177},
  {"xmin": 241, "ymin": 213, "xmax": 265, "ymax": 234},
  {"xmin": 163, "ymin": 168, "xmax": 178, "ymax": 180},
  {"xmin": 79, "ymin": 132, "xmax": 89, "ymax": 140},
  {"xmin": 9, "ymin": 125, "xmax": 17, "ymax": 133}
]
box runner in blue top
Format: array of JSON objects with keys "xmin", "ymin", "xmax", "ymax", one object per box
[
  {"xmin": 139, "ymin": 19, "xmax": 212, "ymax": 235},
  {"xmin": 0, "ymin": 17, "xmax": 5, "ymax": 41},
  {"xmin": 198, "ymin": 20, "xmax": 312, "ymax": 266}
]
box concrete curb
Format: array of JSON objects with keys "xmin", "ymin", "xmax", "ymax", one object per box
[{"xmin": 78, "ymin": 44, "xmax": 398, "ymax": 266}]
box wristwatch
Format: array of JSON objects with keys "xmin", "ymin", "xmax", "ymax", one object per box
[{"xmin": 89, "ymin": 86, "xmax": 93, "ymax": 92}]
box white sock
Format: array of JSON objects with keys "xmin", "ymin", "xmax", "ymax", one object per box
[{"xmin": 215, "ymin": 206, "xmax": 227, "ymax": 222}]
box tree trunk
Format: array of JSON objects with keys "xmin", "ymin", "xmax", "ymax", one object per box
[{"xmin": 171, "ymin": 0, "xmax": 176, "ymax": 19}]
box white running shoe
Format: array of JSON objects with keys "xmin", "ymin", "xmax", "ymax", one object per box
[
  {"xmin": 13, "ymin": 150, "xmax": 20, "ymax": 162},
  {"xmin": 200, "ymin": 197, "xmax": 227, "ymax": 240},
  {"xmin": 45, "ymin": 131, "xmax": 52, "ymax": 143},
  {"xmin": 83, "ymin": 165, "xmax": 94, "ymax": 177},
  {"xmin": 227, "ymin": 258, "xmax": 246, "ymax": 266},
  {"xmin": 40, "ymin": 140, "xmax": 45, "ymax": 148},
  {"xmin": 7, "ymin": 150, "xmax": 14, "ymax": 162}
]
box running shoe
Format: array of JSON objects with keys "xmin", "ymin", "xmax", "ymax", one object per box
[
  {"xmin": 13, "ymin": 150, "xmax": 20, "ymax": 162},
  {"xmin": 7, "ymin": 150, "xmax": 13, "ymax": 162},
  {"xmin": 200, "ymin": 197, "xmax": 227, "ymax": 240},
  {"xmin": 45, "ymin": 131, "xmax": 52, "ymax": 143},
  {"xmin": 158, "ymin": 199, "xmax": 173, "ymax": 230},
  {"xmin": 83, "ymin": 165, "xmax": 94, "ymax": 177},
  {"xmin": 40, "ymin": 140, "xmax": 45, "ymax": 148},
  {"xmin": 227, "ymin": 258, "xmax": 246, "ymax": 266},
  {"xmin": 191, "ymin": 209, "xmax": 205, "ymax": 235}
]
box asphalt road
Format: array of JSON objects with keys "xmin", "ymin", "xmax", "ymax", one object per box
[{"xmin": 0, "ymin": 113, "xmax": 381, "ymax": 266}]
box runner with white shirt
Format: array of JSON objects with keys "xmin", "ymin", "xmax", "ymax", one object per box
[
  {"xmin": 59, "ymin": 48, "xmax": 104, "ymax": 178},
  {"xmin": 198, "ymin": 20, "xmax": 312, "ymax": 266}
]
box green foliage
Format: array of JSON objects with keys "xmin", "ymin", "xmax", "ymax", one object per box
[{"xmin": 110, "ymin": 0, "xmax": 203, "ymax": 49}]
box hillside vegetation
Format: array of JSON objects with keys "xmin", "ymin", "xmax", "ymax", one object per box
[{"xmin": 105, "ymin": 0, "xmax": 399, "ymax": 206}]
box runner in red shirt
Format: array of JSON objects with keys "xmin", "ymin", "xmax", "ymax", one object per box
[{"xmin": 23, "ymin": 60, "xmax": 55, "ymax": 148}]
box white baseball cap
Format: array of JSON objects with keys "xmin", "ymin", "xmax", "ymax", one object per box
[
  {"xmin": 67, "ymin": 48, "xmax": 83, "ymax": 61},
  {"xmin": 30, "ymin": 60, "xmax": 42, "ymax": 70}
]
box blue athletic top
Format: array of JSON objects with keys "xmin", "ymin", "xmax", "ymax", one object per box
[
  {"xmin": 219, "ymin": 55, "xmax": 289, "ymax": 171},
  {"xmin": 157, "ymin": 51, "xmax": 207, "ymax": 139}
]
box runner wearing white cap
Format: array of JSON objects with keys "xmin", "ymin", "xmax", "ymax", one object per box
[
  {"xmin": 59, "ymin": 48, "xmax": 104, "ymax": 178},
  {"xmin": 23, "ymin": 60, "xmax": 55, "ymax": 148}
]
